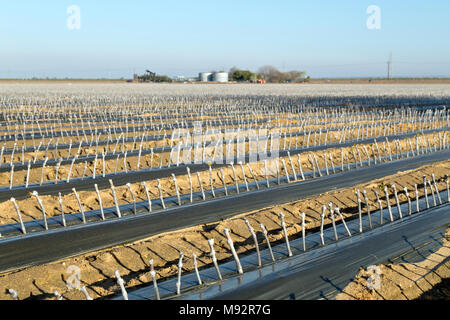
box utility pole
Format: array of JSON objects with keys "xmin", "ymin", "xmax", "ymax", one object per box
[{"xmin": 387, "ymin": 52, "xmax": 392, "ymax": 80}]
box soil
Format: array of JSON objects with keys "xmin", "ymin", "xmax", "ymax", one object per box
[
  {"xmin": 0, "ymin": 159, "xmax": 448, "ymax": 300},
  {"xmin": 417, "ymin": 278, "xmax": 450, "ymax": 300},
  {"xmin": 0, "ymin": 131, "xmax": 446, "ymax": 225},
  {"xmin": 1, "ymin": 121, "xmax": 444, "ymax": 187},
  {"xmin": 336, "ymin": 228, "xmax": 450, "ymax": 300}
]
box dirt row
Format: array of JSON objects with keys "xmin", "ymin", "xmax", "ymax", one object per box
[
  {"xmin": 336, "ymin": 228, "xmax": 449, "ymax": 300},
  {"xmin": 1, "ymin": 119, "xmax": 444, "ymax": 165},
  {"xmin": 0, "ymin": 132, "xmax": 447, "ymax": 225},
  {"xmin": 0, "ymin": 159, "xmax": 448, "ymax": 300},
  {"xmin": 1, "ymin": 128, "xmax": 447, "ymax": 189},
  {"xmin": 2, "ymin": 112, "xmax": 429, "ymax": 136}
]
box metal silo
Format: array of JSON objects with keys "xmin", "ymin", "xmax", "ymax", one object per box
[
  {"xmin": 199, "ymin": 72, "xmax": 213, "ymax": 82},
  {"xmin": 212, "ymin": 72, "xmax": 228, "ymax": 83}
]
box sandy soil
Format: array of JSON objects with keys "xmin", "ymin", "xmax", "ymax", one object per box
[
  {"xmin": 1, "ymin": 116, "xmax": 443, "ymax": 172},
  {"xmin": 1, "ymin": 116, "xmax": 430, "ymax": 142},
  {"xmin": 0, "ymin": 160, "xmax": 448, "ymax": 300},
  {"xmin": 417, "ymin": 278, "xmax": 450, "ymax": 300},
  {"xmin": 0, "ymin": 132, "xmax": 446, "ymax": 225},
  {"xmin": 336, "ymin": 228, "xmax": 449, "ymax": 300}
]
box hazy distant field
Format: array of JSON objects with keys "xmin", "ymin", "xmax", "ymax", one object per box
[{"xmin": 1, "ymin": 83, "xmax": 450, "ymax": 98}]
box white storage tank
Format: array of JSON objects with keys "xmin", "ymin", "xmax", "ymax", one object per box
[
  {"xmin": 199, "ymin": 72, "xmax": 213, "ymax": 82},
  {"xmin": 212, "ymin": 72, "xmax": 228, "ymax": 83}
]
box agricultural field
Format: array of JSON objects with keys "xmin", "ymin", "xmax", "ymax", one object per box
[{"xmin": 0, "ymin": 83, "xmax": 449, "ymax": 300}]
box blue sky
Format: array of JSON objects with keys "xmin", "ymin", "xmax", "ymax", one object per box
[{"xmin": 1, "ymin": 0, "xmax": 450, "ymax": 78}]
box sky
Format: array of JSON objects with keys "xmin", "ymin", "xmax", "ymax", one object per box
[{"xmin": 1, "ymin": 0, "xmax": 450, "ymax": 79}]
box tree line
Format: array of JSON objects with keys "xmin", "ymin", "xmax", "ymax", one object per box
[
  {"xmin": 133, "ymin": 66, "xmax": 309, "ymax": 83},
  {"xmin": 229, "ymin": 65, "xmax": 309, "ymax": 83}
]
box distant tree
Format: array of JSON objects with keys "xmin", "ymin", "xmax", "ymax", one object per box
[
  {"xmin": 230, "ymin": 68, "xmax": 261, "ymax": 82},
  {"xmin": 258, "ymin": 65, "xmax": 282, "ymax": 83},
  {"xmin": 231, "ymin": 70, "xmax": 243, "ymax": 81},
  {"xmin": 250, "ymin": 72, "xmax": 262, "ymax": 82},
  {"xmin": 229, "ymin": 66, "xmax": 239, "ymax": 79},
  {"xmin": 284, "ymin": 70, "xmax": 306, "ymax": 83},
  {"xmin": 258, "ymin": 65, "xmax": 306, "ymax": 83},
  {"xmin": 229, "ymin": 65, "xmax": 306, "ymax": 83}
]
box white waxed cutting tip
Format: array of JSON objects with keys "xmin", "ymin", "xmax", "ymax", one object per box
[
  {"xmin": 54, "ymin": 290, "xmax": 62, "ymax": 300},
  {"xmin": 9, "ymin": 289, "xmax": 18, "ymax": 300},
  {"xmin": 80, "ymin": 286, "xmax": 93, "ymax": 300},
  {"xmin": 260, "ymin": 223, "xmax": 266, "ymax": 232}
]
